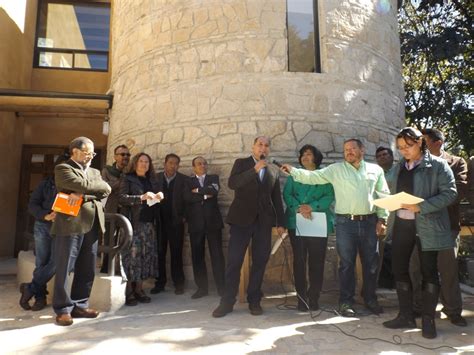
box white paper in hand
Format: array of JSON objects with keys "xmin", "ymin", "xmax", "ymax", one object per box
[
  {"xmin": 373, "ymin": 191, "xmax": 424, "ymax": 212},
  {"xmin": 147, "ymin": 192, "xmax": 164, "ymax": 207}
]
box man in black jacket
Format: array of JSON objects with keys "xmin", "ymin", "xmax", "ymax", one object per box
[
  {"xmin": 212, "ymin": 136, "xmax": 285, "ymax": 317},
  {"xmin": 184, "ymin": 156, "xmax": 225, "ymax": 299},
  {"xmin": 151, "ymin": 153, "xmax": 187, "ymax": 295}
]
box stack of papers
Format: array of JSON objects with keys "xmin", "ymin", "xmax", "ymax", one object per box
[{"xmin": 373, "ymin": 192, "xmax": 424, "ymax": 211}]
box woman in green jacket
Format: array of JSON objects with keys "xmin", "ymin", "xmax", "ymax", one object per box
[{"xmin": 283, "ymin": 144, "xmax": 335, "ymax": 311}]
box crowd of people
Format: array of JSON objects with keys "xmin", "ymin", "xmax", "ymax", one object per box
[{"xmin": 17, "ymin": 127, "xmax": 471, "ymax": 339}]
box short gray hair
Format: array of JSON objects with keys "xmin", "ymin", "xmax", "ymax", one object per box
[{"xmin": 69, "ymin": 136, "xmax": 94, "ymax": 154}]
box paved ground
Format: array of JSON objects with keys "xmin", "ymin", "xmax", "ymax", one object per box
[{"xmin": 1, "ymin": 258, "xmax": 473, "ymax": 354}]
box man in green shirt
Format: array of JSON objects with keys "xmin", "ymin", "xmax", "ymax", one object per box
[{"xmin": 282, "ymin": 139, "xmax": 389, "ymax": 317}]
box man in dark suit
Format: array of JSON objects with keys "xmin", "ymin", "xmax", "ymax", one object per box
[
  {"xmin": 212, "ymin": 136, "xmax": 285, "ymax": 317},
  {"xmin": 151, "ymin": 153, "xmax": 187, "ymax": 295},
  {"xmin": 51, "ymin": 137, "xmax": 111, "ymax": 326},
  {"xmin": 184, "ymin": 156, "xmax": 225, "ymax": 299}
]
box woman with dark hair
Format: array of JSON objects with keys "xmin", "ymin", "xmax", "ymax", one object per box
[
  {"xmin": 382, "ymin": 127, "xmax": 457, "ymax": 339},
  {"xmin": 119, "ymin": 152, "xmax": 162, "ymax": 306},
  {"xmin": 283, "ymin": 144, "xmax": 335, "ymax": 311}
]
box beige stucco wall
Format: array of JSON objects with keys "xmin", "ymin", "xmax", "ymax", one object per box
[
  {"xmin": 0, "ymin": 0, "xmax": 37, "ymax": 256},
  {"xmin": 0, "ymin": 1, "xmax": 110, "ymax": 256},
  {"xmin": 108, "ymin": 0, "xmax": 405, "ymax": 285}
]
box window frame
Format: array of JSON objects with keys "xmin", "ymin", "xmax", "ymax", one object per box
[
  {"xmin": 33, "ymin": 0, "xmax": 111, "ymax": 72},
  {"xmin": 286, "ymin": 0, "xmax": 321, "ymax": 73}
]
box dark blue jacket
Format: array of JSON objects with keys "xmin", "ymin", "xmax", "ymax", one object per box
[
  {"xmin": 28, "ymin": 176, "xmax": 57, "ymax": 224},
  {"xmin": 386, "ymin": 152, "xmax": 457, "ymax": 251}
]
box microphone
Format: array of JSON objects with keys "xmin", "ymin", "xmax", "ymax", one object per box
[
  {"xmin": 259, "ymin": 154, "xmax": 266, "ymax": 160},
  {"xmin": 272, "ymin": 159, "xmax": 282, "ymax": 168}
]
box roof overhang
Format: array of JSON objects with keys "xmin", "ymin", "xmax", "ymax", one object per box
[{"xmin": 0, "ymin": 89, "xmax": 113, "ymax": 118}]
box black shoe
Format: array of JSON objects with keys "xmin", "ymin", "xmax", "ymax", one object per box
[
  {"xmin": 309, "ymin": 300, "xmax": 320, "ymax": 311},
  {"xmin": 338, "ymin": 303, "xmax": 356, "ymax": 317},
  {"xmin": 297, "ymin": 303, "xmax": 308, "ymax": 312},
  {"xmin": 174, "ymin": 285, "xmax": 184, "ymax": 295},
  {"xmin": 448, "ymin": 314, "xmax": 467, "ymax": 327},
  {"xmin": 135, "ymin": 291, "xmax": 151, "ymax": 303},
  {"xmin": 422, "ymin": 316, "xmax": 437, "ymax": 339},
  {"xmin": 125, "ymin": 295, "xmax": 138, "ymax": 306},
  {"xmin": 212, "ymin": 303, "xmax": 233, "ymax": 318},
  {"xmin": 365, "ymin": 300, "xmax": 384, "ymax": 315},
  {"xmin": 31, "ymin": 298, "xmax": 47, "ymax": 311},
  {"xmin": 383, "ymin": 313, "xmax": 416, "ymax": 329},
  {"xmin": 249, "ymin": 302, "xmax": 263, "ymax": 316},
  {"xmin": 191, "ymin": 289, "xmax": 208, "ymax": 299},
  {"xmin": 19, "ymin": 283, "xmax": 34, "ymax": 310},
  {"xmin": 150, "ymin": 285, "xmax": 164, "ymax": 294}
]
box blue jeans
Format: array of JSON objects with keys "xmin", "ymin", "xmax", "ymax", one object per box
[
  {"xmin": 29, "ymin": 221, "xmax": 55, "ymax": 299},
  {"xmin": 335, "ymin": 214, "xmax": 379, "ymax": 306},
  {"xmin": 53, "ymin": 221, "xmax": 98, "ymax": 315}
]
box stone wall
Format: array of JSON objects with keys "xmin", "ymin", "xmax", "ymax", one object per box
[{"xmin": 108, "ymin": 0, "xmax": 405, "ymax": 288}]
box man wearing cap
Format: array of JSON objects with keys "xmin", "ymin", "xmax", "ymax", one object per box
[{"xmin": 281, "ymin": 138, "xmax": 390, "ymax": 317}]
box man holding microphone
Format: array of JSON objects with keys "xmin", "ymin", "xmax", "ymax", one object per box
[{"xmin": 212, "ymin": 136, "xmax": 285, "ymax": 317}]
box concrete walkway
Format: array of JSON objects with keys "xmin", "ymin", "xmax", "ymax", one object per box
[{"xmin": 1, "ymin": 258, "xmax": 473, "ymax": 354}]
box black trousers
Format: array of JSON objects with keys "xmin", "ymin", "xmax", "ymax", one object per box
[
  {"xmin": 411, "ymin": 230, "xmax": 463, "ymax": 316},
  {"xmin": 190, "ymin": 229, "xmax": 225, "ymax": 293},
  {"xmin": 289, "ymin": 229, "xmax": 327, "ymax": 305},
  {"xmin": 221, "ymin": 219, "xmax": 272, "ymax": 305},
  {"xmin": 156, "ymin": 221, "xmax": 184, "ymax": 288},
  {"xmin": 392, "ymin": 217, "xmax": 439, "ymax": 286},
  {"xmin": 53, "ymin": 219, "xmax": 99, "ymax": 315}
]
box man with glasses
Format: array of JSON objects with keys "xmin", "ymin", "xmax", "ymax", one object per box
[
  {"xmin": 281, "ymin": 139, "xmax": 390, "ymax": 317},
  {"xmin": 51, "ymin": 137, "xmax": 111, "ymax": 326},
  {"xmin": 100, "ymin": 145, "xmax": 130, "ymax": 273}
]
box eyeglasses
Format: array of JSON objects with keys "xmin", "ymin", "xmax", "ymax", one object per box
[
  {"xmin": 81, "ymin": 150, "xmax": 97, "ymax": 158},
  {"xmin": 116, "ymin": 153, "xmax": 131, "ymax": 157}
]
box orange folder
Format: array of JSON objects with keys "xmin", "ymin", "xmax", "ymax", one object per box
[{"xmin": 52, "ymin": 192, "xmax": 83, "ymax": 216}]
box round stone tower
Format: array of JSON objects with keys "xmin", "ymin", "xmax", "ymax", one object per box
[
  {"xmin": 108, "ymin": 0, "xmax": 404, "ymax": 283},
  {"xmin": 109, "ymin": 0, "xmax": 404, "ymax": 175}
]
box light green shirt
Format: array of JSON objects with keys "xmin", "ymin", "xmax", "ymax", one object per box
[{"xmin": 290, "ymin": 160, "xmax": 389, "ymax": 219}]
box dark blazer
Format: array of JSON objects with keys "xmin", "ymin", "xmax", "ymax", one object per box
[
  {"xmin": 101, "ymin": 163, "xmax": 124, "ymax": 213},
  {"xmin": 118, "ymin": 173, "xmax": 161, "ymax": 228},
  {"xmin": 51, "ymin": 160, "xmax": 111, "ymax": 237},
  {"xmin": 184, "ymin": 174, "xmax": 224, "ymax": 233},
  {"xmin": 441, "ymin": 151, "xmax": 468, "ymax": 231},
  {"xmin": 156, "ymin": 171, "xmax": 186, "ymax": 225},
  {"xmin": 226, "ymin": 156, "xmax": 284, "ymax": 227}
]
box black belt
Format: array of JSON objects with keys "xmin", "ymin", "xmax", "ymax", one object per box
[{"xmin": 336, "ymin": 214, "xmax": 375, "ymax": 221}]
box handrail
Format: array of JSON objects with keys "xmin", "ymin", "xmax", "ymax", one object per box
[{"xmin": 99, "ymin": 213, "xmax": 133, "ymax": 277}]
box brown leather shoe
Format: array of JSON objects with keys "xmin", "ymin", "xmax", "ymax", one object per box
[
  {"xmin": 55, "ymin": 313, "xmax": 73, "ymax": 326},
  {"xmin": 71, "ymin": 307, "xmax": 99, "ymax": 318}
]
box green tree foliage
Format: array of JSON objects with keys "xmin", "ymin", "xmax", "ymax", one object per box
[
  {"xmin": 288, "ymin": 24, "xmax": 315, "ymax": 72},
  {"xmin": 398, "ymin": 0, "xmax": 473, "ymax": 155}
]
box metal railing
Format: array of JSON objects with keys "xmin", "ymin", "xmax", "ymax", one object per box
[{"xmin": 99, "ymin": 213, "xmax": 133, "ymax": 277}]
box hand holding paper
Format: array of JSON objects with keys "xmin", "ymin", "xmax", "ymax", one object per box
[
  {"xmin": 373, "ymin": 192, "xmax": 424, "ymax": 212},
  {"xmin": 147, "ymin": 191, "xmax": 164, "ymax": 206}
]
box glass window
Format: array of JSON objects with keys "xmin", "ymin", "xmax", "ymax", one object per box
[
  {"xmin": 287, "ymin": 0, "xmax": 321, "ymax": 73},
  {"xmin": 34, "ymin": 1, "xmax": 110, "ymax": 71}
]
